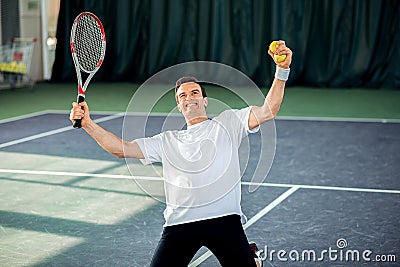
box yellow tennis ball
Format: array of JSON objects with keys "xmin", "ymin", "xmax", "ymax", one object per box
[
  {"xmin": 5, "ymin": 63, "xmax": 12, "ymax": 72},
  {"xmin": 274, "ymin": 54, "xmax": 286, "ymax": 62},
  {"xmin": 16, "ymin": 63, "xmax": 26, "ymax": 74},
  {"xmin": 269, "ymin": 41, "xmax": 278, "ymax": 53},
  {"xmin": 20, "ymin": 64, "xmax": 27, "ymax": 74},
  {"xmin": 269, "ymin": 41, "xmax": 286, "ymax": 62}
]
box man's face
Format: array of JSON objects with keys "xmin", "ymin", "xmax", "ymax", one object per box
[{"xmin": 176, "ymin": 82, "xmax": 208, "ymax": 116}]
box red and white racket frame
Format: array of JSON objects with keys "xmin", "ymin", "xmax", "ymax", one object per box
[{"xmin": 70, "ymin": 12, "xmax": 106, "ymax": 103}]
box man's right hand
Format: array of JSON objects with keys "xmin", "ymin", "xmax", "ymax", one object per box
[{"xmin": 70, "ymin": 101, "xmax": 90, "ymax": 128}]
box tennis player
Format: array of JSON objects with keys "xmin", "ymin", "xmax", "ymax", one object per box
[{"xmin": 70, "ymin": 41, "xmax": 292, "ymax": 267}]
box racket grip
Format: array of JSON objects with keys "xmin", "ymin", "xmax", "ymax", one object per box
[{"xmin": 72, "ymin": 95, "xmax": 85, "ymax": 129}]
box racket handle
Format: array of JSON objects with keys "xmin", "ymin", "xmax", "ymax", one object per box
[{"xmin": 72, "ymin": 95, "xmax": 85, "ymax": 129}]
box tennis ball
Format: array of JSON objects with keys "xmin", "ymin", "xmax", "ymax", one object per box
[
  {"xmin": 274, "ymin": 54, "xmax": 286, "ymax": 62},
  {"xmin": 16, "ymin": 63, "xmax": 27, "ymax": 74},
  {"xmin": 269, "ymin": 41, "xmax": 278, "ymax": 53},
  {"xmin": 269, "ymin": 41, "xmax": 286, "ymax": 63},
  {"xmin": 4, "ymin": 63, "xmax": 12, "ymax": 72},
  {"xmin": 9, "ymin": 61, "xmax": 17, "ymax": 72}
]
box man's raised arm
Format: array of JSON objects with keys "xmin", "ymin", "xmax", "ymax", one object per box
[
  {"xmin": 70, "ymin": 101, "xmax": 144, "ymax": 159},
  {"xmin": 249, "ymin": 40, "xmax": 293, "ymax": 130}
]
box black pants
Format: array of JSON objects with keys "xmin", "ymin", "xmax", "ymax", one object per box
[{"xmin": 149, "ymin": 215, "xmax": 256, "ymax": 267}]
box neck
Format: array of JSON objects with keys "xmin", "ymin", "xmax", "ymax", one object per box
[{"xmin": 186, "ymin": 116, "xmax": 208, "ymax": 126}]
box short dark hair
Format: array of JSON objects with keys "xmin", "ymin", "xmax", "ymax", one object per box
[{"xmin": 175, "ymin": 76, "xmax": 207, "ymax": 98}]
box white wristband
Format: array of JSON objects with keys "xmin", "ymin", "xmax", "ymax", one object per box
[{"xmin": 275, "ymin": 66, "xmax": 290, "ymax": 81}]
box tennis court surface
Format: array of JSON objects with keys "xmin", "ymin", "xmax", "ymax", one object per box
[{"xmin": 0, "ymin": 111, "xmax": 399, "ymax": 266}]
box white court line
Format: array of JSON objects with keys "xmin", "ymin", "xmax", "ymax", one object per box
[
  {"xmin": 241, "ymin": 182, "xmax": 400, "ymax": 194},
  {"xmin": 243, "ymin": 186, "xmax": 300, "ymax": 230},
  {"xmin": 2, "ymin": 168, "xmax": 399, "ymax": 262},
  {"xmin": 1, "ymin": 169, "xmax": 399, "ymax": 194},
  {"xmin": 0, "ymin": 110, "xmax": 122, "ymax": 124},
  {"xmin": 188, "ymin": 186, "xmax": 300, "ymax": 267},
  {"xmin": 47, "ymin": 111, "xmax": 400, "ymax": 122},
  {"xmin": 44, "ymin": 109, "xmax": 125, "ymax": 116},
  {"xmin": 0, "ymin": 168, "xmax": 163, "ymax": 181},
  {"xmin": 2, "ymin": 168, "xmax": 399, "ymax": 265},
  {"xmin": 276, "ymin": 116, "xmax": 400, "ymax": 123},
  {"xmin": 2, "ymin": 110, "xmax": 399, "ymax": 125},
  {"xmin": 0, "ymin": 110, "xmax": 51, "ymax": 124},
  {"xmin": 0, "ymin": 113, "xmax": 124, "ymax": 149}
]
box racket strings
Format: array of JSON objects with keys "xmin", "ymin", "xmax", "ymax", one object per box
[{"xmin": 74, "ymin": 15, "xmax": 104, "ymax": 72}]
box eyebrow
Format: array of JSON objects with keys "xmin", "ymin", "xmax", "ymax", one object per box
[{"xmin": 178, "ymin": 89, "xmax": 200, "ymax": 97}]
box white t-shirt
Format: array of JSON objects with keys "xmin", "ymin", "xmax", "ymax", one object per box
[{"xmin": 135, "ymin": 107, "xmax": 259, "ymax": 226}]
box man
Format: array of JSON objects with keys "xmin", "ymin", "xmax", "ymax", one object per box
[{"xmin": 70, "ymin": 41, "xmax": 292, "ymax": 267}]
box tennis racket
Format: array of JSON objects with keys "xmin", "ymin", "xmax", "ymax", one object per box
[{"xmin": 70, "ymin": 12, "xmax": 106, "ymax": 128}]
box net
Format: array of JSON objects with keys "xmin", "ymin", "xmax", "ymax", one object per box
[{"xmin": 74, "ymin": 14, "xmax": 104, "ymax": 72}]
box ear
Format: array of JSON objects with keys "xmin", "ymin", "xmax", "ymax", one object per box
[
  {"xmin": 177, "ymin": 102, "xmax": 182, "ymax": 113},
  {"xmin": 203, "ymin": 97, "xmax": 208, "ymax": 108}
]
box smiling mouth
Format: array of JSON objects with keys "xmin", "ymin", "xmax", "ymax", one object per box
[{"xmin": 185, "ymin": 102, "xmax": 198, "ymax": 108}]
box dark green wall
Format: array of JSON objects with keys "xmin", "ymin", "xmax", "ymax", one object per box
[{"xmin": 52, "ymin": 0, "xmax": 400, "ymax": 88}]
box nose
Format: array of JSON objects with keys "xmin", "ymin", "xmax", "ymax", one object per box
[{"xmin": 185, "ymin": 93, "xmax": 194, "ymax": 101}]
